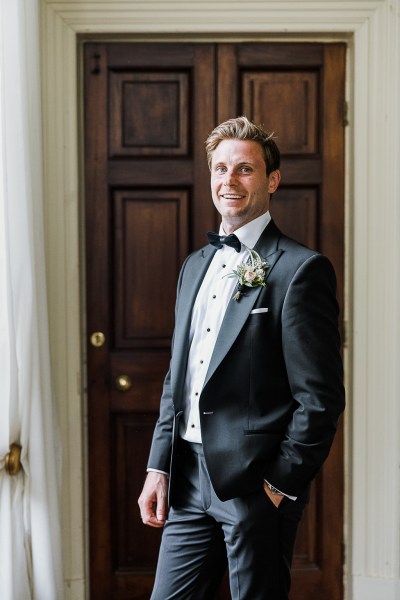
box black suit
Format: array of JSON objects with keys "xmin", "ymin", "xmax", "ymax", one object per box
[{"xmin": 147, "ymin": 220, "xmax": 345, "ymax": 598}]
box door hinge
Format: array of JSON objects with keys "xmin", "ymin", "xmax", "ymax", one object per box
[{"xmin": 343, "ymin": 100, "xmax": 349, "ymax": 127}]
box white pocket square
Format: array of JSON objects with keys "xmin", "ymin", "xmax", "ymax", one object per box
[{"xmin": 250, "ymin": 308, "xmax": 269, "ymax": 314}]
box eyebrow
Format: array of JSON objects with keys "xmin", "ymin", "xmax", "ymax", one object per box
[{"xmin": 214, "ymin": 161, "xmax": 254, "ymax": 168}]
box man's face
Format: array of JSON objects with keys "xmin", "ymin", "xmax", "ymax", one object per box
[{"xmin": 210, "ymin": 139, "xmax": 280, "ymax": 233}]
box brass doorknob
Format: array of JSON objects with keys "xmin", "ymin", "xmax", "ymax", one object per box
[
  {"xmin": 115, "ymin": 374, "xmax": 132, "ymax": 392},
  {"xmin": 90, "ymin": 331, "xmax": 106, "ymax": 347}
]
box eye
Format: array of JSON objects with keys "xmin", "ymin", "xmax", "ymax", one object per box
[
  {"xmin": 215, "ymin": 165, "xmax": 227, "ymax": 174},
  {"xmin": 240, "ymin": 166, "xmax": 252, "ymax": 173}
]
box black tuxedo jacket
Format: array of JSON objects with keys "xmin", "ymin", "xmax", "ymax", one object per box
[{"xmin": 147, "ymin": 220, "xmax": 345, "ymax": 502}]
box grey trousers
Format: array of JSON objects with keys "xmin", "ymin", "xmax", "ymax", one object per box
[{"xmin": 151, "ymin": 440, "xmax": 305, "ymax": 600}]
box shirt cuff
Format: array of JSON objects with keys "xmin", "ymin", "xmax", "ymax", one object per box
[
  {"xmin": 264, "ymin": 480, "xmax": 297, "ymax": 501},
  {"xmin": 147, "ymin": 468, "xmax": 169, "ymax": 477}
]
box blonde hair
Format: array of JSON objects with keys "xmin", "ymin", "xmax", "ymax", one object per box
[{"xmin": 205, "ymin": 116, "xmax": 280, "ymax": 175}]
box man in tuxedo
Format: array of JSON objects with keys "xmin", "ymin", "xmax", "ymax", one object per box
[{"xmin": 138, "ymin": 116, "xmax": 345, "ymax": 599}]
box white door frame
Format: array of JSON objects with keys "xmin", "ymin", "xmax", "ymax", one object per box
[{"xmin": 40, "ymin": 2, "xmax": 400, "ymax": 599}]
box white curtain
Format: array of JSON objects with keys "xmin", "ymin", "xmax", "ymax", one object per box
[{"xmin": 0, "ymin": 1, "xmax": 63, "ymax": 599}]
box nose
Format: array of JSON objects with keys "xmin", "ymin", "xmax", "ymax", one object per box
[{"xmin": 223, "ymin": 169, "xmax": 236, "ymax": 186}]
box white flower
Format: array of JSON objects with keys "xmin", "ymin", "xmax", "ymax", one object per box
[
  {"xmin": 244, "ymin": 269, "xmax": 256, "ymax": 283},
  {"xmin": 225, "ymin": 246, "xmax": 269, "ymax": 301}
]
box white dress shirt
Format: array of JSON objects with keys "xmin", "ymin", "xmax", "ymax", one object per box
[{"xmin": 180, "ymin": 211, "xmax": 271, "ymax": 442}]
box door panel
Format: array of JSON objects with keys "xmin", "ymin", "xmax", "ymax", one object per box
[
  {"xmin": 271, "ymin": 188, "xmax": 319, "ymax": 249},
  {"xmin": 109, "ymin": 70, "xmax": 189, "ymax": 157},
  {"xmin": 113, "ymin": 189, "xmax": 189, "ymax": 347},
  {"xmin": 84, "ymin": 41, "xmax": 345, "ymax": 600},
  {"xmin": 242, "ymin": 71, "xmax": 319, "ymax": 154}
]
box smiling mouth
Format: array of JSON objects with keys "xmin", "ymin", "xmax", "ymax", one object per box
[{"xmin": 221, "ymin": 194, "xmax": 243, "ymax": 199}]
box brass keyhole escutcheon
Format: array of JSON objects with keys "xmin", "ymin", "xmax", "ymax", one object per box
[
  {"xmin": 90, "ymin": 331, "xmax": 106, "ymax": 347},
  {"xmin": 115, "ymin": 375, "xmax": 132, "ymax": 392}
]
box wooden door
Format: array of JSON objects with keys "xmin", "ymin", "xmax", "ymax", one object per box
[{"xmin": 84, "ymin": 41, "xmax": 345, "ymax": 600}]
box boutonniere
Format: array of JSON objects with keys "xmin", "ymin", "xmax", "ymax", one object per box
[{"xmin": 225, "ymin": 247, "xmax": 269, "ymax": 302}]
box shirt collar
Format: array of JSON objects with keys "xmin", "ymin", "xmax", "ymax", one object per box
[{"xmin": 219, "ymin": 211, "xmax": 271, "ymax": 249}]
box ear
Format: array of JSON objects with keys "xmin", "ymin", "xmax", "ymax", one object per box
[{"xmin": 267, "ymin": 170, "xmax": 281, "ymax": 194}]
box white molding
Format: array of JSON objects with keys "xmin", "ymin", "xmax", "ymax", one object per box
[
  {"xmin": 353, "ymin": 576, "xmax": 400, "ymax": 599},
  {"xmin": 44, "ymin": 1, "xmax": 385, "ymax": 33},
  {"xmin": 41, "ymin": 4, "xmax": 84, "ymax": 599},
  {"xmin": 40, "ymin": 1, "xmax": 400, "ymax": 599},
  {"xmin": 351, "ymin": 0, "xmax": 400, "ymax": 586}
]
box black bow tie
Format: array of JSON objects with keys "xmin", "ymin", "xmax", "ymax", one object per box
[{"xmin": 207, "ymin": 231, "xmax": 241, "ymax": 253}]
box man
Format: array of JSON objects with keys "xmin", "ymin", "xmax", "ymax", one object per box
[{"xmin": 138, "ymin": 116, "xmax": 345, "ymax": 599}]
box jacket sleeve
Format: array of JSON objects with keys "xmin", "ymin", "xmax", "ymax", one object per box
[
  {"xmin": 265, "ymin": 254, "xmax": 345, "ymax": 496},
  {"xmin": 146, "ymin": 366, "xmax": 175, "ymax": 473}
]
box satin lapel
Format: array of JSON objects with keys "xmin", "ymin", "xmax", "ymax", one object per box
[
  {"xmin": 203, "ymin": 221, "xmax": 283, "ymax": 388},
  {"xmin": 170, "ymin": 245, "xmax": 216, "ymax": 402}
]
